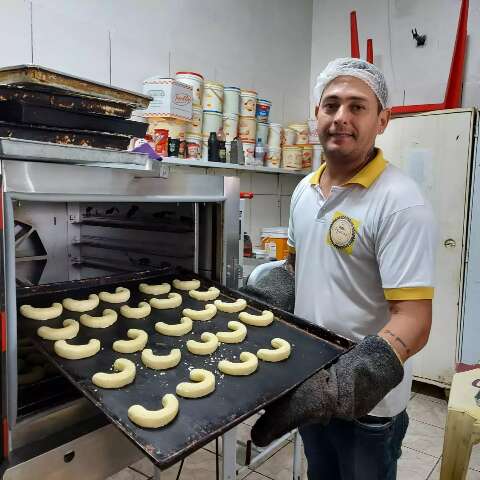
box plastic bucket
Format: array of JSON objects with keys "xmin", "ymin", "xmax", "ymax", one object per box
[
  {"xmin": 223, "ymin": 86, "xmax": 241, "ymax": 115},
  {"xmin": 256, "ymin": 98, "xmax": 271, "ymax": 123},
  {"xmin": 267, "ymin": 123, "xmax": 282, "ymax": 148},
  {"xmin": 300, "ymin": 144, "xmax": 313, "ymax": 169},
  {"xmin": 202, "ymin": 81, "xmax": 224, "ymax": 111},
  {"xmin": 146, "ymin": 116, "xmax": 187, "ymax": 138},
  {"xmin": 242, "ymin": 141, "xmax": 256, "ymax": 165},
  {"xmin": 256, "ymin": 122, "xmax": 269, "ymax": 145},
  {"xmin": 202, "ymin": 110, "xmax": 223, "ymax": 138},
  {"xmin": 312, "ymin": 144, "xmax": 323, "ymax": 170},
  {"xmin": 222, "ymin": 113, "xmax": 239, "ymax": 142},
  {"xmin": 240, "ymin": 89, "xmax": 257, "ymax": 117},
  {"xmin": 186, "ymin": 106, "xmax": 203, "ymax": 135},
  {"xmin": 175, "ymin": 71, "xmax": 204, "ymax": 106},
  {"xmin": 307, "ymin": 119, "xmax": 320, "ymax": 144},
  {"xmin": 265, "ymin": 146, "xmax": 281, "ymax": 168},
  {"xmin": 282, "ymin": 146, "xmax": 302, "ymax": 170},
  {"xmin": 289, "ymin": 123, "xmax": 309, "ymax": 144},
  {"xmin": 185, "ymin": 133, "xmax": 202, "ymax": 159},
  {"xmin": 238, "ymin": 116, "xmax": 257, "ymax": 143},
  {"xmin": 261, "ymin": 226, "xmax": 289, "ymax": 260},
  {"xmin": 282, "ymin": 127, "xmax": 297, "ymax": 146}
]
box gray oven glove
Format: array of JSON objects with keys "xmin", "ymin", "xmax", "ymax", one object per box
[
  {"xmin": 241, "ymin": 265, "xmax": 295, "ymax": 312},
  {"xmin": 251, "ymin": 335, "xmax": 404, "ymax": 447}
]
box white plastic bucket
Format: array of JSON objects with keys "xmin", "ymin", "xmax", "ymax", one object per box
[
  {"xmin": 242, "ymin": 141, "xmax": 256, "ymax": 165},
  {"xmin": 260, "ymin": 227, "xmax": 289, "ymax": 260},
  {"xmin": 308, "ymin": 119, "xmax": 320, "ymax": 144},
  {"xmin": 312, "ymin": 144, "xmax": 323, "ymax": 170},
  {"xmin": 187, "ymin": 106, "xmax": 203, "ymax": 135},
  {"xmin": 289, "ymin": 123, "xmax": 309, "ymax": 144},
  {"xmin": 265, "ymin": 146, "xmax": 281, "ymax": 168},
  {"xmin": 202, "ymin": 110, "xmax": 223, "ymax": 138},
  {"xmin": 201, "ymin": 138, "xmax": 209, "ymax": 160},
  {"xmin": 300, "ymin": 144, "xmax": 313, "ymax": 169},
  {"xmin": 175, "ymin": 71, "xmax": 204, "ymax": 106},
  {"xmin": 282, "ymin": 127, "xmax": 297, "ymax": 146},
  {"xmin": 202, "ymin": 81, "xmax": 224, "ymax": 112},
  {"xmin": 256, "ymin": 98, "xmax": 271, "ymax": 123},
  {"xmin": 256, "ymin": 122, "xmax": 269, "ymax": 145},
  {"xmin": 225, "ymin": 141, "xmax": 232, "ymax": 163},
  {"xmin": 222, "ymin": 113, "xmax": 239, "ymax": 142},
  {"xmin": 267, "ymin": 123, "xmax": 282, "ymax": 148},
  {"xmin": 146, "ymin": 116, "xmax": 188, "ymax": 138},
  {"xmin": 282, "ymin": 146, "xmax": 302, "ymax": 170},
  {"xmin": 185, "ymin": 133, "xmax": 202, "ymax": 159},
  {"xmin": 238, "ymin": 116, "xmax": 257, "ymax": 143},
  {"xmin": 223, "ymin": 87, "xmax": 241, "ymax": 115},
  {"xmin": 240, "ymin": 89, "xmax": 257, "ymax": 117}
]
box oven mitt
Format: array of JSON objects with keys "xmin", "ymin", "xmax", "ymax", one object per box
[
  {"xmin": 251, "ymin": 335, "xmax": 404, "ymax": 447},
  {"xmin": 241, "ymin": 265, "xmax": 295, "ymax": 313}
]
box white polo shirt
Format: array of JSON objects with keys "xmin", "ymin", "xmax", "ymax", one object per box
[{"xmin": 288, "ymin": 148, "xmax": 436, "ymax": 417}]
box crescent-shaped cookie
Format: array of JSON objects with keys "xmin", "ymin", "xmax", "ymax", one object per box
[
  {"xmin": 20, "ymin": 302, "xmax": 63, "ymax": 321},
  {"xmin": 218, "ymin": 352, "xmax": 258, "ymax": 376},
  {"xmin": 128, "ymin": 393, "xmax": 179, "ymax": 428},
  {"xmin": 182, "ymin": 304, "xmax": 217, "ymax": 321},
  {"xmin": 154, "ymin": 317, "xmax": 192, "ymax": 336},
  {"xmin": 138, "ymin": 283, "xmax": 171, "ymax": 295},
  {"xmin": 112, "ymin": 329, "xmax": 148, "ymax": 353},
  {"xmin": 176, "ymin": 369, "xmax": 215, "ymax": 398},
  {"xmin": 214, "ymin": 298, "xmax": 247, "ymax": 313},
  {"xmin": 92, "ymin": 358, "xmax": 136, "ymax": 388},
  {"xmin": 79, "ymin": 309, "xmax": 118, "ymax": 328},
  {"xmin": 62, "ymin": 294, "xmax": 99, "ymax": 312},
  {"xmin": 189, "ymin": 287, "xmax": 220, "ymax": 301},
  {"xmin": 37, "ymin": 319, "xmax": 79, "ymax": 340},
  {"xmin": 238, "ymin": 310, "xmax": 274, "ymax": 327},
  {"xmin": 173, "ymin": 279, "xmax": 201, "ymax": 291},
  {"xmin": 120, "ymin": 302, "xmax": 151, "ymax": 319},
  {"xmin": 186, "ymin": 332, "xmax": 219, "ymax": 355},
  {"xmin": 257, "ymin": 338, "xmax": 291, "ymax": 362},
  {"xmin": 141, "ymin": 348, "xmax": 181, "ymax": 370},
  {"xmin": 149, "ymin": 293, "xmax": 182, "ymax": 310},
  {"xmin": 54, "ymin": 338, "xmax": 100, "ymax": 359},
  {"xmin": 99, "ymin": 287, "xmax": 130, "ymax": 304},
  {"xmin": 216, "ymin": 321, "xmax": 247, "ymax": 344}
]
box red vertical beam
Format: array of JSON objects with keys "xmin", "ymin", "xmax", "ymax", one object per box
[
  {"xmin": 350, "ymin": 11, "xmax": 360, "ymax": 58},
  {"xmin": 444, "ymin": 0, "xmax": 469, "ymax": 108},
  {"xmin": 366, "ymin": 39, "xmax": 374, "ymax": 63}
]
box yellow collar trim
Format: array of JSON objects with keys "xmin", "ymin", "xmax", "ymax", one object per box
[{"xmin": 309, "ymin": 149, "xmax": 387, "ymax": 188}]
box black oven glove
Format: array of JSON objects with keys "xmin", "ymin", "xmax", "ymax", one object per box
[
  {"xmin": 241, "ymin": 264, "xmax": 295, "ymax": 313},
  {"xmin": 251, "ymin": 335, "xmax": 404, "ymax": 447}
]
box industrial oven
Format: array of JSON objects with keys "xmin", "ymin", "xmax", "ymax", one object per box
[{"xmin": 0, "ymin": 139, "xmax": 352, "ymax": 480}]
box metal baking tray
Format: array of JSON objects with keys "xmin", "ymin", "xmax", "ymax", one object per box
[
  {"xmin": 0, "ymin": 84, "xmax": 136, "ymax": 118},
  {"xmin": 0, "ymin": 65, "xmax": 151, "ymax": 108},
  {"xmin": 17, "ymin": 268, "xmax": 354, "ymax": 469}
]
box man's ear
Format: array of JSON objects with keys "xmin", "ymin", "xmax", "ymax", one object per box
[{"xmin": 377, "ymin": 108, "xmax": 391, "ymax": 134}]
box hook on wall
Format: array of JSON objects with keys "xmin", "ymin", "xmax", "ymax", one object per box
[{"xmin": 412, "ymin": 28, "xmax": 427, "ymax": 47}]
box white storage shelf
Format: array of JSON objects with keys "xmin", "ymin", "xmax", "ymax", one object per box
[{"xmin": 161, "ymin": 157, "xmax": 310, "ymax": 176}]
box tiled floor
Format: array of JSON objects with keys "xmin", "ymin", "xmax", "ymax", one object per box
[{"xmin": 106, "ymin": 383, "xmax": 480, "ymax": 480}]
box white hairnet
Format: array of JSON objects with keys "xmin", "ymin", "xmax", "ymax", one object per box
[{"xmin": 313, "ymin": 57, "xmax": 389, "ymax": 109}]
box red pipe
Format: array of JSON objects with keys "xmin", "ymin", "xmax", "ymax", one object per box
[
  {"xmin": 350, "ymin": 11, "xmax": 360, "ymax": 58},
  {"xmin": 366, "ymin": 39, "xmax": 374, "ymax": 63}
]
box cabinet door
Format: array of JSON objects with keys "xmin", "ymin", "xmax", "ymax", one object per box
[{"xmin": 376, "ymin": 110, "xmax": 474, "ymax": 385}]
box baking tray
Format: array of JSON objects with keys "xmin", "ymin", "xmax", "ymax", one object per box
[
  {"xmin": 0, "ymin": 101, "xmax": 148, "ymax": 137},
  {"xmin": 17, "ymin": 268, "xmax": 354, "ymax": 469},
  {"xmin": 0, "ymin": 121, "xmax": 131, "ymax": 150},
  {"xmin": 0, "ymin": 65, "xmax": 151, "ymax": 108},
  {"xmin": 0, "ymin": 84, "xmax": 135, "ymax": 118}
]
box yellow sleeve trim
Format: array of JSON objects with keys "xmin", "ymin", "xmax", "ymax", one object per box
[
  {"xmin": 287, "ymin": 245, "xmax": 296, "ymax": 254},
  {"xmin": 384, "ymin": 287, "xmax": 434, "ymax": 301}
]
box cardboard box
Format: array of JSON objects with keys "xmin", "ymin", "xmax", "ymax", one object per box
[{"xmin": 143, "ymin": 78, "xmax": 193, "ymax": 121}]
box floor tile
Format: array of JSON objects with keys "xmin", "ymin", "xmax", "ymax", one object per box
[
  {"xmin": 428, "ymin": 460, "xmax": 480, "ymax": 479},
  {"xmin": 403, "ymin": 418, "xmax": 445, "ymax": 457},
  {"xmin": 106, "ymin": 467, "xmax": 148, "ymax": 480},
  {"xmin": 407, "ymin": 393, "xmax": 448, "ymax": 429},
  {"xmin": 255, "ymin": 443, "xmax": 307, "ymax": 480},
  {"xmin": 397, "ymin": 447, "xmax": 438, "ymax": 480}
]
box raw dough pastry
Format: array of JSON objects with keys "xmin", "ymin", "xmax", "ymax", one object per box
[
  {"xmin": 120, "ymin": 302, "xmax": 151, "ymax": 319},
  {"xmin": 182, "ymin": 304, "xmax": 217, "ymax": 321},
  {"xmin": 214, "ymin": 298, "xmax": 247, "ymax": 313},
  {"xmin": 63, "ymin": 294, "xmax": 100, "ymax": 312},
  {"xmin": 112, "ymin": 329, "xmax": 148, "ymax": 353},
  {"xmin": 128, "ymin": 393, "xmax": 179, "ymax": 428},
  {"xmin": 216, "ymin": 321, "xmax": 247, "ymax": 344},
  {"xmin": 238, "ymin": 310, "xmax": 274, "ymax": 327},
  {"xmin": 92, "ymin": 358, "xmax": 136, "ymax": 388},
  {"xmin": 257, "ymin": 338, "xmax": 291, "ymax": 362},
  {"xmin": 20, "ymin": 302, "xmax": 62, "ymax": 321},
  {"xmin": 18, "ymin": 365, "xmax": 45, "ymax": 385},
  {"xmin": 139, "ymin": 282, "xmax": 171, "ymax": 295},
  {"xmin": 99, "ymin": 287, "xmax": 130, "ymax": 304},
  {"xmin": 176, "ymin": 369, "xmax": 215, "ymax": 398},
  {"xmin": 189, "ymin": 287, "xmax": 220, "ymax": 301},
  {"xmin": 173, "ymin": 279, "xmax": 201, "ymax": 291},
  {"xmin": 218, "ymin": 352, "xmax": 258, "ymax": 376},
  {"xmin": 186, "ymin": 332, "xmax": 219, "ymax": 355},
  {"xmin": 141, "ymin": 348, "xmax": 181, "ymax": 370},
  {"xmin": 149, "ymin": 293, "xmax": 182, "ymax": 310},
  {"xmin": 154, "ymin": 317, "xmax": 192, "ymax": 336},
  {"xmin": 37, "ymin": 319, "xmax": 79, "ymax": 340},
  {"xmin": 54, "ymin": 338, "xmax": 100, "ymax": 359},
  {"xmin": 80, "ymin": 309, "xmax": 118, "ymax": 328}
]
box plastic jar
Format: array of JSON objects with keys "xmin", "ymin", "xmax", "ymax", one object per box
[
  {"xmin": 260, "ymin": 226, "xmax": 289, "ymax": 260},
  {"xmin": 185, "ymin": 133, "xmax": 202, "ymax": 159},
  {"xmin": 282, "ymin": 146, "xmax": 302, "ymax": 170}
]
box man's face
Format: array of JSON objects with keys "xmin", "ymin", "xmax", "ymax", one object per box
[{"xmin": 316, "ymin": 75, "xmax": 390, "ymax": 161}]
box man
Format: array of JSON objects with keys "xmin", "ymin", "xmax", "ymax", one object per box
[{"xmin": 249, "ymin": 58, "xmax": 436, "ymax": 479}]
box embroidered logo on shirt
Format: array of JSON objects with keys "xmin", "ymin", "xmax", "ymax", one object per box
[{"xmin": 326, "ymin": 211, "xmax": 361, "ymax": 254}]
